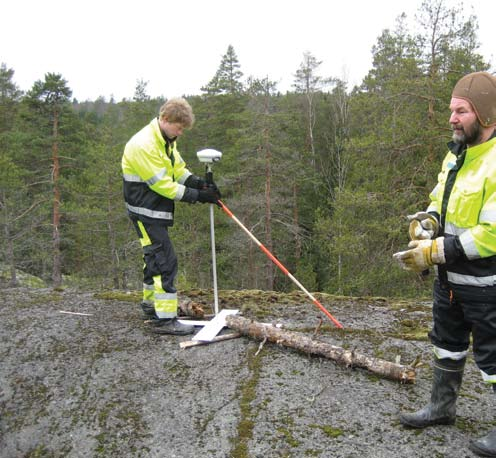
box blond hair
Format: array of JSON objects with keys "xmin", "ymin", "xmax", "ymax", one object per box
[{"xmin": 159, "ymin": 98, "xmax": 195, "ymax": 128}]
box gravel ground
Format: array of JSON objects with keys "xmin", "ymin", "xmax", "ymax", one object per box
[{"xmin": 0, "ymin": 287, "xmax": 494, "ymax": 458}]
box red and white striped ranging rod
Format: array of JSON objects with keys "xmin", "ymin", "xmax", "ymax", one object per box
[{"xmin": 217, "ymin": 200, "xmax": 343, "ymax": 329}]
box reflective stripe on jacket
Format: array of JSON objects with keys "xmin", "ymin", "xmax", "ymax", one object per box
[
  {"xmin": 427, "ymin": 136, "xmax": 496, "ymax": 286},
  {"xmin": 122, "ymin": 118, "xmax": 192, "ymax": 225}
]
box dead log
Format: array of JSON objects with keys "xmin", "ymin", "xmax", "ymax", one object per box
[
  {"xmin": 226, "ymin": 315, "xmax": 416, "ymax": 384},
  {"xmin": 179, "ymin": 298, "xmax": 205, "ymax": 318}
]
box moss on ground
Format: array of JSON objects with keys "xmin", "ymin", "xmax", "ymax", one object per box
[
  {"xmin": 230, "ymin": 345, "xmax": 264, "ymax": 458},
  {"xmin": 309, "ymin": 423, "xmax": 345, "ymax": 438}
]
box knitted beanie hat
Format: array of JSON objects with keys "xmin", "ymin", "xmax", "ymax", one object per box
[{"xmin": 452, "ymin": 71, "xmax": 496, "ymax": 127}]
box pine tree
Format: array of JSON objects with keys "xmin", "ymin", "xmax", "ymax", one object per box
[
  {"xmin": 0, "ymin": 63, "xmax": 22, "ymax": 133},
  {"xmin": 293, "ymin": 52, "xmax": 324, "ymax": 163},
  {"xmin": 202, "ymin": 45, "xmax": 244, "ymax": 95},
  {"xmin": 324, "ymin": 2, "xmax": 490, "ymax": 297},
  {"xmin": 24, "ymin": 73, "xmax": 73, "ymax": 288},
  {"xmin": 0, "ymin": 65, "xmax": 41, "ymax": 285}
]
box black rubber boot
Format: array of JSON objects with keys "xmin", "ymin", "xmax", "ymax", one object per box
[
  {"xmin": 149, "ymin": 317, "xmax": 195, "ymax": 336},
  {"xmin": 399, "ymin": 357, "xmax": 465, "ymax": 428},
  {"xmin": 469, "ymin": 431, "xmax": 496, "ymax": 457},
  {"xmin": 469, "ymin": 385, "xmax": 496, "ymax": 457},
  {"xmin": 140, "ymin": 302, "xmax": 156, "ymax": 319}
]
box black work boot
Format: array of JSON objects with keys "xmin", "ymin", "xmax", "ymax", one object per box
[
  {"xmin": 399, "ymin": 356, "xmax": 465, "ymax": 428},
  {"xmin": 140, "ymin": 302, "xmax": 156, "ymax": 319},
  {"xmin": 469, "ymin": 385, "xmax": 496, "ymax": 457},
  {"xmin": 149, "ymin": 317, "xmax": 195, "ymax": 336}
]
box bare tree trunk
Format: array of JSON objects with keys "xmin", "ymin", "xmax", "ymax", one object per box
[
  {"xmin": 107, "ymin": 212, "xmax": 119, "ymax": 289},
  {"xmin": 306, "ymin": 91, "xmax": 316, "ymax": 165},
  {"xmin": 2, "ymin": 199, "xmax": 18, "ymax": 287},
  {"xmin": 247, "ymin": 241, "xmax": 254, "ymax": 289},
  {"xmin": 106, "ymin": 176, "xmax": 120, "ymax": 289},
  {"xmin": 324, "ymin": 81, "xmax": 349, "ymax": 295},
  {"xmin": 226, "ymin": 315, "xmax": 416, "ymax": 384},
  {"xmin": 6, "ymin": 233, "xmax": 17, "ymax": 286},
  {"xmin": 245, "ymin": 208, "xmax": 257, "ymax": 289},
  {"xmin": 293, "ymin": 183, "xmax": 301, "ymax": 260},
  {"xmin": 52, "ymin": 111, "xmax": 62, "ymax": 288},
  {"xmin": 263, "ymin": 132, "xmax": 274, "ymax": 290}
]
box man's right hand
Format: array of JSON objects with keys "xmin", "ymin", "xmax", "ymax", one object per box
[
  {"xmin": 198, "ymin": 187, "xmax": 221, "ymax": 206},
  {"xmin": 393, "ymin": 237, "xmax": 446, "ymax": 272}
]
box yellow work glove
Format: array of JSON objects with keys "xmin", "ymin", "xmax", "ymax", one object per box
[
  {"xmin": 393, "ymin": 237, "xmax": 446, "ymax": 272},
  {"xmin": 407, "ymin": 212, "xmax": 439, "ymax": 240}
]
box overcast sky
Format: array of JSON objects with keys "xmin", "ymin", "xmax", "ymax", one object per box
[{"xmin": 1, "ymin": 0, "xmax": 494, "ymax": 102}]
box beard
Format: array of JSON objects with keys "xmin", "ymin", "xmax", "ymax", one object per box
[{"xmin": 452, "ymin": 118, "xmax": 482, "ymax": 145}]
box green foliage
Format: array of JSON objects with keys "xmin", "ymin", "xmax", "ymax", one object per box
[
  {"xmin": 1, "ymin": 1, "xmax": 492, "ymax": 298},
  {"xmin": 293, "ymin": 258, "xmax": 318, "ymax": 293},
  {"xmin": 202, "ymin": 45, "xmax": 244, "ymax": 95}
]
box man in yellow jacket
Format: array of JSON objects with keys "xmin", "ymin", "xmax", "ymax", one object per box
[
  {"xmin": 122, "ymin": 98, "xmax": 220, "ymax": 335},
  {"xmin": 394, "ymin": 71, "xmax": 496, "ymax": 456}
]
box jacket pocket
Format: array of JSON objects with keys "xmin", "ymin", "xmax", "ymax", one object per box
[{"xmin": 449, "ymin": 183, "xmax": 483, "ymax": 227}]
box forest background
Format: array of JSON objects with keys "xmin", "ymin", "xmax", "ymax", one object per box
[{"xmin": 0, "ymin": 1, "xmax": 494, "ymax": 299}]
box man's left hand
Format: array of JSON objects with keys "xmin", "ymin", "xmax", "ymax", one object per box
[
  {"xmin": 393, "ymin": 237, "xmax": 446, "ymax": 272},
  {"xmin": 407, "ymin": 212, "xmax": 439, "ymax": 240}
]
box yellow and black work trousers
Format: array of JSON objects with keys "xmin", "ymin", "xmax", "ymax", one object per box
[
  {"xmin": 132, "ymin": 219, "xmax": 178, "ymax": 319},
  {"xmin": 430, "ymin": 279, "xmax": 496, "ymax": 384}
]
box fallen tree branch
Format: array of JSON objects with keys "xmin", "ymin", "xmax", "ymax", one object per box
[
  {"xmin": 255, "ymin": 336, "xmax": 267, "ymax": 356},
  {"xmin": 226, "ymin": 315, "xmax": 416, "ymax": 384},
  {"xmin": 59, "ymin": 311, "xmax": 93, "ymax": 317}
]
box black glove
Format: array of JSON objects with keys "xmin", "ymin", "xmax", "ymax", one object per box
[
  {"xmin": 206, "ymin": 182, "xmax": 221, "ymax": 199},
  {"xmin": 197, "ymin": 187, "xmax": 221, "ymax": 206},
  {"xmin": 184, "ymin": 174, "xmax": 207, "ymax": 190}
]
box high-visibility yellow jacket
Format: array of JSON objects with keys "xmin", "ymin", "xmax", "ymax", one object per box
[
  {"xmin": 122, "ymin": 118, "xmax": 195, "ymax": 225},
  {"xmin": 427, "ymin": 135, "xmax": 496, "ymax": 286}
]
